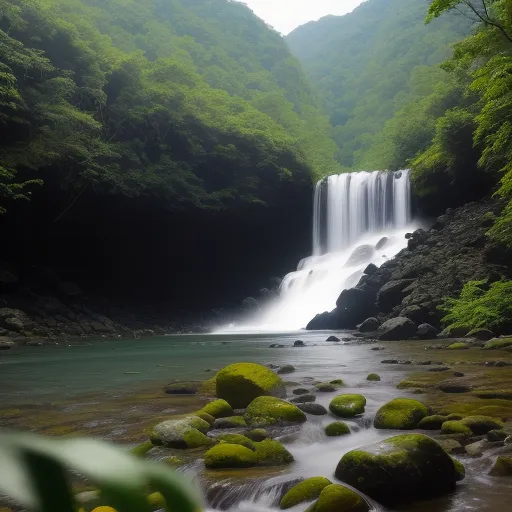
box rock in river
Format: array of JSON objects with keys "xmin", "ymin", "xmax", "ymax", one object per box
[
  {"xmin": 244, "ymin": 396, "xmax": 306, "ymax": 426},
  {"xmin": 378, "ymin": 317, "xmax": 416, "ymax": 341},
  {"xmin": 374, "ymin": 398, "xmax": 429, "ymax": 429},
  {"xmin": 335, "ymin": 434, "xmax": 463, "ymax": 505}
]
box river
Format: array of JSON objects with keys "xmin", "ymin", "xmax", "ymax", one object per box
[{"xmin": 1, "ymin": 332, "xmax": 510, "ymax": 511}]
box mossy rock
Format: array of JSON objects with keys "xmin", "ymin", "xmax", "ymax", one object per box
[
  {"xmin": 194, "ymin": 411, "xmax": 216, "ymax": 425},
  {"xmin": 279, "ymin": 477, "xmax": 332, "ymax": 510},
  {"xmin": 91, "ymin": 508, "xmax": 117, "ymax": 512},
  {"xmin": 202, "ymin": 399, "xmax": 233, "ymax": 418},
  {"xmin": 290, "ymin": 394, "xmax": 316, "ymax": 404},
  {"xmin": 441, "ymin": 325, "xmax": 471, "ymax": 337},
  {"xmin": 441, "ymin": 420, "xmax": 472, "ymax": 435},
  {"xmin": 374, "ymin": 398, "xmax": 429, "ymax": 430},
  {"xmin": 129, "ymin": 440, "xmax": 153, "ymax": 457},
  {"xmin": 451, "ymin": 457, "xmax": 465, "ymax": 482},
  {"xmin": 254, "ymin": 439, "xmax": 294, "ymax": 466},
  {"xmin": 244, "ymin": 396, "xmax": 307, "ymax": 426},
  {"xmin": 473, "ymin": 389, "xmax": 512, "ymax": 400},
  {"xmin": 204, "ymin": 443, "xmax": 257, "ymax": 469},
  {"xmin": 325, "ymin": 421, "xmax": 350, "ymax": 437},
  {"xmin": 293, "ymin": 388, "xmax": 310, "ymax": 395},
  {"xmin": 335, "ymin": 434, "xmax": 461, "ymax": 505},
  {"xmin": 489, "ymin": 456, "xmax": 512, "ymax": 476},
  {"xmin": 329, "ymin": 379, "xmax": 344, "ymax": 385},
  {"xmin": 218, "ymin": 433, "xmax": 255, "ymax": 450},
  {"xmin": 447, "ymin": 342, "xmax": 469, "ymax": 350},
  {"xmin": 329, "ymin": 394, "xmax": 366, "ymax": 418},
  {"xmin": 312, "ymin": 484, "xmax": 369, "ymax": 512},
  {"xmin": 213, "ymin": 415, "xmax": 247, "ymax": 429},
  {"xmin": 487, "ymin": 429, "xmax": 508, "ymax": 442},
  {"xmin": 199, "ymin": 376, "xmax": 217, "ymax": 395},
  {"xmin": 366, "ymin": 373, "xmax": 381, "ymax": 381},
  {"xmin": 147, "ymin": 492, "xmax": 165, "ymax": 510},
  {"xmin": 316, "ymin": 383, "xmax": 337, "ymax": 392},
  {"xmin": 418, "ymin": 415, "xmax": 446, "ymax": 430},
  {"xmin": 445, "ymin": 413, "xmax": 465, "ymax": 421},
  {"xmin": 246, "ymin": 428, "xmax": 268, "ymax": 441},
  {"xmin": 484, "ymin": 338, "xmax": 512, "ymax": 350},
  {"xmin": 150, "ymin": 416, "xmax": 214, "ymax": 449},
  {"xmin": 216, "ymin": 362, "xmax": 285, "ymax": 408},
  {"xmin": 165, "ymin": 456, "xmax": 183, "ymax": 466},
  {"xmin": 458, "ymin": 415, "xmax": 504, "ymax": 435}
]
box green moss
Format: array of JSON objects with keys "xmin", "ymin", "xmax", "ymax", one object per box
[
  {"xmin": 129, "ymin": 440, "xmax": 153, "ymax": 457},
  {"xmin": 374, "ymin": 398, "xmax": 429, "ymax": 430},
  {"xmin": 280, "ymin": 477, "xmax": 332, "ymax": 509},
  {"xmin": 418, "ymin": 415, "xmax": 446, "ymax": 430},
  {"xmin": 165, "ymin": 456, "xmax": 183, "ymax": 466},
  {"xmin": 254, "ymin": 439, "xmax": 294, "ymax": 466},
  {"xmin": 329, "ymin": 379, "xmax": 344, "ymax": 385},
  {"xmin": 244, "ymin": 396, "xmax": 306, "ymax": 426},
  {"xmin": 484, "ymin": 338, "xmax": 512, "ymax": 350},
  {"xmin": 440, "ymin": 420, "xmax": 472, "ymax": 435},
  {"xmin": 458, "ymin": 415, "xmax": 504, "ymax": 434},
  {"xmin": 215, "ymin": 415, "xmax": 247, "ymax": 428},
  {"xmin": 366, "ymin": 374, "xmax": 381, "ymax": 381},
  {"xmin": 445, "ymin": 414, "xmax": 465, "ymax": 421},
  {"xmin": 202, "ymin": 399, "xmax": 234, "ymax": 418},
  {"xmin": 147, "ymin": 492, "xmax": 165, "ymax": 510},
  {"xmin": 329, "ymin": 394, "xmax": 366, "ymax": 418},
  {"xmin": 451, "ymin": 457, "xmax": 465, "ymax": 482},
  {"xmin": 216, "ymin": 362, "xmax": 285, "ymax": 408},
  {"xmin": 335, "ymin": 434, "xmax": 459, "ymax": 505},
  {"xmin": 447, "ymin": 342, "xmax": 468, "ymax": 350},
  {"xmin": 473, "ymin": 389, "xmax": 512, "ymax": 400},
  {"xmin": 313, "ymin": 484, "xmax": 368, "ymax": 512},
  {"xmin": 194, "ymin": 411, "xmax": 216, "ymax": 425},
  {"xmin": 204, "ymin": 443, "xmax": 257, "ymax": 469},
  {"xmin": 199, "ymin": 376, "xmax": 217, "ymax": 395},
  {"xmin": 440, "ymin": 280, "xmax": 512, "ymax": 334},
  {"xmin": 489, "ymin": 456, "xmax": 512, "ymax": 476},
  {"xmin": 316, "ymin": 383, "xmax": 337, "ymax": 392},
  {"xmin": 182, "ymin": 428, "xmax": 216, "ymax": 449},
  {"xmin": 218, "ymin": 434, "xmax": 255, "ymax": 450},
  {"xmin": 150, "ymin": 416, "xmax": 212, "ymax": 448},
  {"xmin": 246, "ymin": 428, "xmax": 268, "ymax": 441},
  {"xmin": 325, "ymin": 421, "xmax": 350, "ymax": 437}
]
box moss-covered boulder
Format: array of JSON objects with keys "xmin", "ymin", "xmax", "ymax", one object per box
[
  {"xmin": 254, "ymin": 439, "xmax": 294, "ymax": 466},
  {"xmin": 151, "ymin": 416, "xmax": 214, "ymax": 449},
  {"xmin": 441, "ymin": 420, "xmax": 472, "ymax": 435},
  {"xmin": 329, "ymin": 379, "xmax": 344, "ymax": 386},
  {"xmin": 418, "ymin": 415, "xmax": 446, "ymax": 430},
  {"xmin": 374, "ymin": 398, "xmax": 429, "ymax": 430},
  {"xmin": 316, "ymin": 383, "xmax": 337, "ymax": 392},
  {"xmin": 455, "ymin": 415, "xmax": 504, "ymax": 435},
  {"xmin": 130, "ymin": 440, "xmax": 153, "ymax": 457},
  {"xmin": 487, "ymin": 429, "xmax": 508, "ymax": 442},
  {"xmin": 484, "ymin": 338, "xmax": 512, "ymax": 350},
  {"xmin": 213, "ymin": 416, "xmax": 247, "ymax": 429},
  {"xmin": 216, "ymin": 362, "xmax": 285, "ymax": 408},
  {"xmin": 246, "ymin": 428, "xmax": 268, "ymax": 441},
  {"xmin": 325, "ymin": 421, "xmax": 350, "ymax": 437},
  {"xmin": 489, "ymin": 456, "xmax": 512, "ymax": 476},
  {"xmin": 147, "ymin": 492, "xmax": 165, "ymax": 510},
  {"xmin": 202, "ymin": 399, "xmax": 233, "ymax": 418},
  {"xmin": 204, "ymin": 443, "xmax": 257, "ymax": 468},
  {"xmin": 366, "ymin": 373, "xmax": 381, "ymax": 381},
  {"xmin": 280, "ymin": 477, "xmax": 331, "ymax": 509},
  {"xmin": 218, "ymin": 433, "xmax": 255, "ymax": 450},
  {"xmin": 194, "ymin": 411, "xmax": 216, "ymax": 425},
  {"xmin": 312, "ymin": 484, "xmax": 369, "ymax": 512},
  {"xmin": 335, "ymin": 434, "xmax": 462, "ymax": 505},
  {"xmin": 329, "ymin": 394, "xmax": 366, "ymax": 418},
  {"xmin": 447, "ymin": 342, "xmax": 469, "ymax": 350},
  {"xmin": 452, "ymin": 457, "xmax": 465, "ymax": 481},
  {"xmin": 165, "ymin": 456, "xmax": 183, "ymax": 466},
  {"xmin": 244, "ymin": 396, "xmax": 307, "ymax": 426}
]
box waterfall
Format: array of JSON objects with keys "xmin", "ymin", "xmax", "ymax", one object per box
[{"xmin": 218, "ymin": 170, "xmax": 415, "ymax": 332}]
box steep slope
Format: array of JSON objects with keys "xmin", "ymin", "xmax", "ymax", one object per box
[
  {"xmin": 286, "ymin": 0, "xmax": 472, "ymax": 168},
  {"xmin": 0, "ymin": 0, "xmax": 336, "ymax": 327}
]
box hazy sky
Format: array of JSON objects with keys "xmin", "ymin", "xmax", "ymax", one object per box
[{"xmin": 240, "ymin": 0, "xmax": 365, "ymax": 34}]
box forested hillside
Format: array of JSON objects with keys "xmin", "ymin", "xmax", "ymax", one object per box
[
  {"xmin": 0, "ymin": 0, "xmax": 339, "ymax": 317},
  {"xmin": 286, "ymin": 0, "xmax": 472, "ymax": 169}
]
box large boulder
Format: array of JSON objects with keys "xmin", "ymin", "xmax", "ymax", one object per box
[
  {"xmin": 374, "ymin": 398, "xmax": 429, "ymax": 429},
  {"xmin": 465, "ymin": 328, "xmax": 494, "ymax": 341},
  {"xmin": 0, "ymin": 308, "xmax": 34, "ymax": 333},
  {"xmin": 417, "ymin": 323, "xmax": 438, "ymax": 339},
  {"xmin": 329, "ymin": 394, "xmax": 366, "ymax": 418},
  {"xmin": 244, "ymin": 396, "xmax": 307, "ymax": 426},
  {"xmin": 298, "ymin": 403, "xmax": 327, "ymax": 415},
  {"xmin": 376, "ymin": 280, "xmax": 414, "ymax": 313},
  {"xmin": 280, "ymin": 477, "xmax": 331, "ymax": 510},
  {"xmin": 357, "ymin": 317, "xmax": 379, "ymax": 332},
  {"xmin": 216, "ymin": 362, "xmax": 285, "ymax": 408},
  {"xmin": 201, "ymin": 399, "xmax": 233, "ymax": 418},
  {"xmin": 344, "ymin": 245, "xmax": 375, "ymax": 267},
  {"xmin": 311, "ymin": 484, "xmax": 369, "ymax": 512},
  {"xmin": 335, "ymin": 434, "xmax": 463, "ymax": 505},
  {"xmin": 378, "ymin": 317, "xmax": 416, "ymax": 341},
  {"xmin": 150, "ymin": 416, "xmax": 214, "ymax": 449}
]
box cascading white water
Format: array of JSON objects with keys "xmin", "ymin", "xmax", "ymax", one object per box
[{"xmin": 218, "ymin": 170, "xmax": 416, "ymax": 332}]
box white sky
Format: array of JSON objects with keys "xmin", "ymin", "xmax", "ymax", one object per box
[{"xmin": 239, "ymin": 0, "xmax": 366, "ymax": 34}]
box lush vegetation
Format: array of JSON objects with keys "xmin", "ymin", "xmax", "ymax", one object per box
[
  {"xmin": 440, "ymin": 279, "xmax": 512, "ymax": 334},
  {"xmin": 0, "ymin": 0, "xmax": 340, "ymax": 215},
  {"xmin": 286, "ymin": 0, "xmax": 472, "ymax": 169}
]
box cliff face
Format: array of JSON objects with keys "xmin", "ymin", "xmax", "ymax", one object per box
[{"xmin": 307, "ymin": 198, "xmax": 511, "ymax": 334}]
